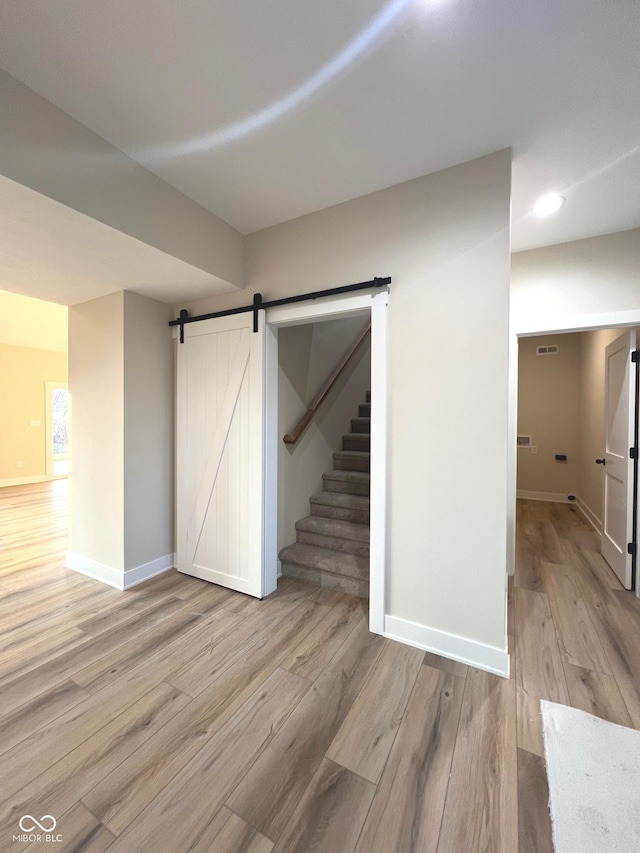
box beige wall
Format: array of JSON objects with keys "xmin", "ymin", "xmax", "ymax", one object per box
[
  {"xmin": 181, "ymin": 149, "xmax": 512, "ymax": 656},
  {"xmin": 0, "ymin": 343, "xmax": 67, "ymax": 481},
  {"xmin": 278, "ymin": 315, "xmax": 370, "ymax": 552},
  {"xmin": 517, "ymin": 334, "xmax": 580, "ymax": 496},
  {"xmin": 68, "ymin": 289, "xmax": 174, "ymax": 580},
  {"xmin": 69, "ymin": 291, "xmax": 125, "ymax": 571},
  {"xmin": 123, "ymin": 291, "xmax": 174, "ymax": 569}
]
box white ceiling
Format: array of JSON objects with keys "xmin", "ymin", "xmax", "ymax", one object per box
[
  {"xmin": 0, "ymin": 176, "xmax": 233, "ymax": 306},
  {"xmin": 0, "ymin": 0, "xmax": 638, "ymax": 251}
]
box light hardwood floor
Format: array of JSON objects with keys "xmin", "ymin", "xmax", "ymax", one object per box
[{"xmin": 1, "ymin": 483, "xmax": 640, "ymax": 851}]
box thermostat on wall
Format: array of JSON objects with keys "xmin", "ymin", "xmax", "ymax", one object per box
[{"xmin": 517, "ymin": 435, "xmax": 532, "ymax": 447}]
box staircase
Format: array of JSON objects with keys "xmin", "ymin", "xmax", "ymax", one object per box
[{"xmin": 278, "ymin": 392, "xmax": 371, "ymax": 598}]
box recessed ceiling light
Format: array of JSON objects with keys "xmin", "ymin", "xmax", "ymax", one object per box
[{"xmin": 532, "ymin": 193, "xmax": 566, "ymax": 217}]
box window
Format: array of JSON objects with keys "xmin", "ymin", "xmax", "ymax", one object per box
[{"xmin": 45, "ymin": 382, "xmax": 69, "ymax": 477}]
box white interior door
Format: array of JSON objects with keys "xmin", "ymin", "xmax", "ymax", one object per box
[
  {"xmin": 601, "ymin": 329, "xmax": 637, "ymax": 589},
  {"xmin": 176, "ymin": 311, "xmax": 268, "ymax": 597}
]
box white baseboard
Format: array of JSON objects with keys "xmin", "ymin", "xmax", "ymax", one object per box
[
  {"xmin": 517, "ymin": 490, "xmax": 573, "ymax": 503},
  {"xmin": 65, "ymin": 551, "xmax": 125, "ymax": 589},
  {"xmin": 66, "ymin": 551, "xmax": 175, "ymax": 590},
  {"xmin": 0, "ymin": 474, "xmax": 50, "ymax": 488},
  {"xmin": 576, "ymin": 497, "xmax": 602, "ymax": 535},
  {"xmin": 384, "ymin": 614, "xmax": 510, "ymax": 678},
  {"xmin": 123, "ymin": 554, "xmax": 175, "ymax": 589}
]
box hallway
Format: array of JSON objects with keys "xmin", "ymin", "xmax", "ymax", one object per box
[{"xmin": 1, "ymin": 484, "xmax": 640, "ymax": 850}]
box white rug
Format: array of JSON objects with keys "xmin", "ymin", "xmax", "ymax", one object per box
[{"xmin": 541, "ymin": 700, "xmax": 640, "ymax": 852}]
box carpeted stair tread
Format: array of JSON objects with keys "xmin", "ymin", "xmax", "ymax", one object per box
[
  {"xmin": 351, "ymin": 417, "xmax": 371, "ymax": 433},
  {"xmin": 323, "ymin": 469, "xmax": 370, "ymax": 484},
  {"xmin": 280, "ymin": 563, "xmax": 369, "ymax": 598},
  {"xmin": 296, "ymin": 530, "xmax": 369, "ymax": 557},
  {"xmin": 323, "ymin": 469, "xmax": 370, "ymax": 496},
  {"xmin": 278, "ymin": 542, "xmax": 369, "ymax": 580},
  {"xmin": 295, "ymin": 515, "xmax": 370, "ymax": 556},
  {"xmin": 310, "ymin": 491, "xmax": 369, "ymax": 510},
  {"xmin": 310, "ymin": 492, "xmax": 369, "ymax": 524},
  {"xmin": 333, "ymin": 450, "xmax": 370, "ymax": 472},
  {"xmin": 342, "ymin": 433, "xmax": 370, "ymax": 452},
  {"xmin": 296, "ymin": 515, "xmax": 370, "ymax": 542}
]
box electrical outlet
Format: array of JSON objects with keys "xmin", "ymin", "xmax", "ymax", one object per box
[
  {"xmin": 531, "ymin": 446, "xmax": 538, "ymax": 454},
  {"xmin": 16, "ymin": 460, "xmax": 23, "ymax": 468}
]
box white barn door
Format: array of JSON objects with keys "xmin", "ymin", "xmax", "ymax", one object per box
[{"xmin": 176, "ymin": 311, "xmax": 270, "ymax": 598}]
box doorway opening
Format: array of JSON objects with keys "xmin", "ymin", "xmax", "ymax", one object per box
[
  {"xmin": 0, "ymin": 290, "xmax": 69, "ymax": 489},
  {"xmin": 265, "ymin": 292, "xmax": 388, "ymax": 634},
  {"xmin": 512, "ymin": 322, "xmax": 639, "ymax": 595},
  {"xmin": 276, "ymin": 311, "xmax": 372, "ymax": 603},
  {"xmin": 0, "ymin": 290, "xmax": 69, "ymax": 579}
]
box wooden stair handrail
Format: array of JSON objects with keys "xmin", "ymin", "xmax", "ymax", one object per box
[{"xmin": 283, "ymin": 323, "xmax": 371, "ymax": 444}]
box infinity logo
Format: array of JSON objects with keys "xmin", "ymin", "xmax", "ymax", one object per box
[{"xmin": 19, "ymin": 815, "xmax": 57, "ymax": 832}]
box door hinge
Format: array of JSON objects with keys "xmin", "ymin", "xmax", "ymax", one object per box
[
  {"xmin": 632, "ymin": 350, "xmax": 640, "ymax": 363},
  {"xmin": 632, "ymin": 447, "xmax": 638, "ymax": 460},
  {"xmin": 628, "ymin": 542, "xmax": 637, "ymax": 556}
]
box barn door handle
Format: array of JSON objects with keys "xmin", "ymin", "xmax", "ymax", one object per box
[{"xmin": 595, "ymin": 458, "xmax": 606, "ymax": 465}]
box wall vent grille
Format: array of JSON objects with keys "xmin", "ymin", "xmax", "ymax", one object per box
[{"xmin": 537, "ymin": 345, "xmax": 559, "ymax": 355}]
